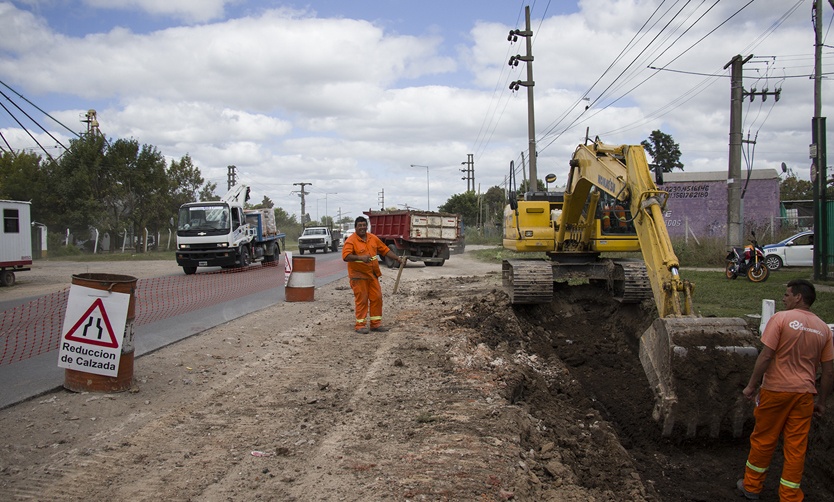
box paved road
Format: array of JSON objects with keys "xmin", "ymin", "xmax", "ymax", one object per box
[{"xmin": 0, "ymin": 252, "xmax": 348, "ymax": 409}]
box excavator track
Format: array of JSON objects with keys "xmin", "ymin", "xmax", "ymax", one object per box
[
  {"xmin": 614, "ymin": 261, "xmax": 652, "ymax": 303},
  {"xmin": 502, "ymin": 260, "xmax": 553, "ymax": 304}
]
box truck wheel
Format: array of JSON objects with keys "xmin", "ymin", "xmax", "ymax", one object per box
[
  {"xmin": 264, "ymin": 242, "xmax": 278, "ymax": 263},
  {"xmin": 299, "ymin": 248, "xmax": 305, "ymax": 255},
  {"xmin": 182, "ymin": 266, "xmax": 197, "ymax": 275},
  {"xmin": 239, "ymin": 246, "xmax": 251, "ymax": 267},
  {"xmin": 0, "ymin": 270, "xmax": 15, "ymax": 286}
]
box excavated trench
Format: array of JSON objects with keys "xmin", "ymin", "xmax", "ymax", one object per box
[{"xmin": 452, "ymin": 283, "xmax": 834, "ymax": 501}]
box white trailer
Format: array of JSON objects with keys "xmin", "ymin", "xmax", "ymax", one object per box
[{"xmin": 0, "ymin": 200, "xmax": 33, "ymax": 287}]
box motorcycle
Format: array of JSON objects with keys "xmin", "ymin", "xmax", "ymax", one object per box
[{"xmin": 725, "ymin": 231, "xmax": 769, "ymax": 282}]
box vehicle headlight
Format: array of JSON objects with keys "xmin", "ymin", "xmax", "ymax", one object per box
[
  {"xmin": 219, "ymin": 243, "xmax": 229, "ymax": 248},
  {"xmin": 179, "ymin": 244, "xmax": 190, "ymax": 249}
]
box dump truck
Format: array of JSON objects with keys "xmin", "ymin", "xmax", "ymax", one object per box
[
  {"xmin": 365, "ymin": 210, "xmax": 461, "ymax": 267},
  {"xmin": 0, "ymin": 200, "xmax": 32, "ymax": 287},
  {"xmin": 175, "ymin": 185, "xmax": 285, "ymax": 275},
  {"xmin": 502, "ymin": 137, "xmax": 758, "ymax": 438}
]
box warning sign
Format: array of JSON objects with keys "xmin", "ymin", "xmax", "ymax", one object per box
[{"xmin": 58, "ymin": 285, "xmax": 130, "ymax": 377}]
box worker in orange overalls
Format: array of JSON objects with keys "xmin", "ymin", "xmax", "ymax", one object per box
[
  {"xmin": 737, "ymin": 279, "xmax": 833, "ymax": 501},
  {"xmin": 601, "ymin": 205, "xmax": 612, "ymax": 231},
  {"xmin": 342, "ymin": 216, "xmax": 405, "ymax": 334}
]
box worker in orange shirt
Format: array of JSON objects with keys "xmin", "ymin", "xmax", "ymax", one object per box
[
  {"xmin": 342, "ymin": 216, "xmax": 405, "ymax": 334},
  {"xmin": 737, "ymin": 279, "xmax": 834, "ymax": 501}
]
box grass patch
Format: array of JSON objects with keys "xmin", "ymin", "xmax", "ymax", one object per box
[{"xmin": 684, "ymin": 268, "xmax": 834, "ymax": 321}]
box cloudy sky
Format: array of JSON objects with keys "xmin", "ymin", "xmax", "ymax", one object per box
[{"xmin": 1, "ymin": 0, "xmax": 831, "ymax": 223}]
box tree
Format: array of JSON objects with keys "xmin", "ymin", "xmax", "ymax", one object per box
[
  {"xmin": 780, "ymin": 170, "xmax": 813, "ymax": 200},
  {"xmin": 483, "ymin": 186, "xmax": 506, "ymax": 227},
  {"xmin": 168, "ymin": 154, "xmax": 206, "ymax": 212},
  {"xmin": 0, "ymin": 151, "xmax": 49, "ymax": 222},
  {"xmin": 641, "ymin": 130, "xmax": 684, "ymax": 173}
]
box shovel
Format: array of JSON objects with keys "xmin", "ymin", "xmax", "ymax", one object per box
[{"xmin": 393, "ymin": 256, "xmax": 406, "ymax": 294}]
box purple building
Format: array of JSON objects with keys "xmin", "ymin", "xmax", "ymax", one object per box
[{"xmin": 659, "ymin": 169, "xmax": 781, "ymax": 239}]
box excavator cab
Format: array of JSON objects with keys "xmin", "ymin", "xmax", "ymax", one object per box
[{"xmin": 502, "ymin": 138, "xmax": 759, "ymax": 438}]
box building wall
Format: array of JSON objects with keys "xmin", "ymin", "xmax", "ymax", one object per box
[{"xmin": 659, "ymin": 170, "xmax": 780, "ymax": 239}]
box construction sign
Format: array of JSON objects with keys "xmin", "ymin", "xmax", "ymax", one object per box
[{"xmin": 58, "ymin": 285, "xmax": 130, "ymax": 377}]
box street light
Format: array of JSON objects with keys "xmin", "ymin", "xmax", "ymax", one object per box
[{"xmin": 410, "ymin": 164, "xmax": 430, "ymax": 210}]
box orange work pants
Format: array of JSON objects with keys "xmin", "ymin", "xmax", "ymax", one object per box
[
  {"xmin": 743, "ymin": 389, "xmax": 814, "ymax": 502},
  {"xmin": 350, "ymin": 277, "xmax": 382, "ymax": 329}
]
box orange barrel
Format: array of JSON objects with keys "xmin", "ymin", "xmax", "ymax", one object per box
[
  {"xmin": 64, "ymin": 273, "xmax": 137, "ymax": 393},
  {"xmin": 285, "ymin": 256, "xmax": 315, "ymax": 302}
]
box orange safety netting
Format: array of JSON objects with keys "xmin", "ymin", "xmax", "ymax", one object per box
[{"xmin": 0, "ymin": 264, "xmax": 283, "ymax": 366}]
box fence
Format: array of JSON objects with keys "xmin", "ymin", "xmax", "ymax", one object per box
[{"xmin": 0, "ymin": 264, "xmax": 283, "ymax": 366}]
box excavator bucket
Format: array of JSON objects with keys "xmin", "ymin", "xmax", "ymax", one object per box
[{"xmin": 639, "ymin": 317, "xmax": 759, "ymax": 438}]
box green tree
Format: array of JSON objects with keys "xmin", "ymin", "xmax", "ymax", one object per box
[
  {"xmin": 168, "ymin": 154, "xmax": 207, "ymax": 211},
  {"xmin": 483, "ymin": 185, "xmax": 506, "ymax": 227},
  {"xmin": 45, "ymin": 134, "xmax": 109, "ymax": 240},
  {"xmin": 0, "ymin": 151, "xmax": 50, "ymax": 222},
  {"xmin": 641, "ymin": 130, "xmax": 684, "ymax": 173},
  {"xmin": 780, "ymin": 170, "xmax": 813, "ymax": 200}
]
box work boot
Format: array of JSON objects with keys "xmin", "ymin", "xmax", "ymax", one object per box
[
  {"xmin": 736, "ymin": 479, "xmax": 760, "ymax": 500},
  {"xmin": 370, "ymin": 326, "xmax": 391, "ymax": 332},
  {"xmin": 355, "ymin": 327, "xmax": 369, "ymax": 334}
]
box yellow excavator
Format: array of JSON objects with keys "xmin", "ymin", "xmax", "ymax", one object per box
[{"xmin": 503, "ymin": 137, "xmax": 759, "ymax": 438}]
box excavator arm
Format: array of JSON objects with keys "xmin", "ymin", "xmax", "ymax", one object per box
[
  {"xmin": 566, "ymin": 141, "xmax": 694, "ymax": 318},
  {"xmin": 502, "ymin": 137, "xmax": 759, "ymax": 438}
]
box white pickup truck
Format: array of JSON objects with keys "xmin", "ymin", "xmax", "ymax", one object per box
[{"xmin": 297, "ymin": 227, "xmax": 341, "ymax": 254}]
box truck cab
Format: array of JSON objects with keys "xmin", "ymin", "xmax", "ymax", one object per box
[
  {"xmin": 175, "ymin": 184, "xmax": 284, "ymax": 275},
  {"xmin": 297, "ymin": 227, "xmax": 339, "ymax": 254},
  {"xmin": 176, "ymin": 201, "xmax": 251, "ymax": 272}
]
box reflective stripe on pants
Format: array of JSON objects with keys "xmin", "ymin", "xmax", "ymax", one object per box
[
  {"xmin": 743, "ymin": 388, "xmax": 814, "ymax": 502},
  {"xmin": 350, "ymin": 277, "xmax": 382, "ymax": 329}
]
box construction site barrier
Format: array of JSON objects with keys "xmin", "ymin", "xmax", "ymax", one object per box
[
  {"xmin": 63, "ymin": 273, "xmax": 137, "ymax": 393},
  {"xmin": 285, "ymin": 256, "xmax": 315, "ymax": 302},
  {"xmin": 0, "ymin": 263, "xmax": 284, "ymax": 368}
]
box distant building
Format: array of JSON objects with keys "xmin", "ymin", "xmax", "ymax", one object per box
[{"xmin": 659, "ymin": 169, "xmax": 781, "ymax": 239}]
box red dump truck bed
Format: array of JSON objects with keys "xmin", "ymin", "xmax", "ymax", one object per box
[{"xmin": 364, "ymin": 210, "xmax": 461, "ymax": 267}]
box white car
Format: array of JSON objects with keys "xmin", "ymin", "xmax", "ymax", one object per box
[
  {"xmin": 762, "ymin": 230, "xmax": 814, "ymax": 270},
  {"xmin": 341, "ymin": 228, "xmax": 356, "ymax": 245}
]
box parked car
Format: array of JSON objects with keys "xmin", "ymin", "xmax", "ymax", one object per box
[{"xmin": 762, "ymin": 230, "xmax": 814, "ymax": 270}]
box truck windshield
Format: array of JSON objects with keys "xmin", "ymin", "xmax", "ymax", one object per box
[
  {"xmin": 178, "ymin": 205, "xmax": 230, "ymax": 233},
  {"xmin": 303, "ymin": 228, "xmax": 326, "ymax": 235}
]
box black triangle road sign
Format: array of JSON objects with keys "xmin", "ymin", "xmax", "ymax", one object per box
[{"xmin": 64, "ymin": 298, "xmax": 120, "ymax": 348}]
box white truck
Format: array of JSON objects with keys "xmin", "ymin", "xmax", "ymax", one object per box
[
  {"xmin": 297, "ymin": 226, "xmax": 341, "ymax": 254},
  {"xmin": 175, "ymin": 185, "xmax": 285, "ymax": 275},
  {"xmin": 0, "ymin": 200, "xmax": 33, "ymax": 287}
]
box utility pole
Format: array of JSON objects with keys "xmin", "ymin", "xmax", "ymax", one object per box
[
  {"xmin": 725, "ymin": 54, "xmax": 783, "ymax": 249},
  {"xmin": 460, "ymin": 154, "xmax": 474, "ymax": 192},
  {"xmin": 378, "ymin": 188, "xmax": 385, "ymax": 209},
  {"xmin": 227, "ymin": 165, "xmax": 237, "ymax": 190},
  {"xmin": 812, "ymin": 0, "xmax": 829, "ymax": 280},
  {"xmin": 293, "ymin": 182, "xmax": 311, "ymax": 227},
  {"xmin": 508, "ymin": 5, "xmax": 537, "ymax": 189}
]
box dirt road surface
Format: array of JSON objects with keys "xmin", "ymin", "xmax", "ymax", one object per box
[{"xmin": 1, "ymin": 252, "xmax": 833, "ymax": 501}]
